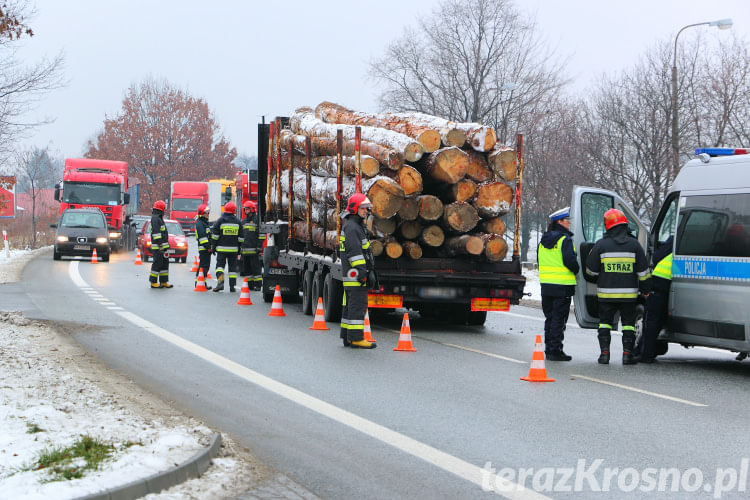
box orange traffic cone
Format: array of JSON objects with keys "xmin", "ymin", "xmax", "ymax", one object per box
[
  {"xmin": 134, "ymin": 248, "xmax": 143, "ymax": 265},
  {"xmin": 91, "ymin": 248, "xmax": 98, "ymax": 263},
  {"xmin": 363, "ymin": 310, "xmax": 376, "ymax": 342},
  {"xmin": 520, "ymin": 335, "xmax": 555, "ymax": 382},
  {"xmin": 194, "ymin": 268, "xmax": 208, "ymax": 292},
  {"xmin": 309, "ymin": 297, "xmax": 329, "ymax": 330},
  {"xmin": 190, "ymin": 256, "xmax": 199, "ymax": 272},
  {"xmin": 393, "ymin": 313, "xmax": 416, "ymax": 352},
  {"xmin": 237, "ymin": 278, "xmax": 253, "ymax": 305},
  {"xmin": 206, "ymin": 270, "xmax": 212, "ymax": 279},
  {"xmin": 268, "ymin": 285, "xmax": 286, "ymax": 317}
]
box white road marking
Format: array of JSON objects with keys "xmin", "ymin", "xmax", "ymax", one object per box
[
  {"xmin": 69, "ymin": 261, "xmax": 549, "ymax": 500},
  {"xmin": 571, "ymin": 374, "xmax": 707, "ymax": 407}
]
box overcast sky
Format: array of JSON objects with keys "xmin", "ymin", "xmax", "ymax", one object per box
[{"xmin": 15, "ymin": 0, "xmax": 750, "ymax": 164}]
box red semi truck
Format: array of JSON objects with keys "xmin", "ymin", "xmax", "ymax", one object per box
[
  {"xmin": 234, "ymin": 170, "xmax": 259, "ymax": 208},
  {"xmin": 54, "ymin": 158, "xmax": 132, "ymax": 250},
  {"xmin": 169, "ymin": 181, "xmax": 209, "ymax": 233}
]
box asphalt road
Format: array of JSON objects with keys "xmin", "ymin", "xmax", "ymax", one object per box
[{"xmin": 15, "ymin": 243, "xmax": 750, "ymax": 499}]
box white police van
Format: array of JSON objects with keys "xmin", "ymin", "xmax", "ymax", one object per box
[{"xmin": 569, "ymin": 147, "xmax": 750, "ymax": 358}]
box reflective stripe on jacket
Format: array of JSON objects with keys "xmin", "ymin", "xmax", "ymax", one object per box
[
  {"xmin": 585, "ymin": 224, "xmax": 651, "ymax": 302},
  {"xmin": 340, "ymin": 215, "xmax": 370, "ymax": 288},
  {"xmin": 211, "ymin": 213, "xmax": 243, "ymax": 253},
  {"xmin": 150, "ymin": 213, "xmax": 169, "ymax": 251}
]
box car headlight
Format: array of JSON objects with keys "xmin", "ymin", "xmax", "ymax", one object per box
[
  {"xmin": 109, "ymin": 232, "xmax": 120, "ymax": 238},
  {"xmin": 56, "ymin": 236, "xmax": 68, "ymax": 242},
  {"xmin": 177, "ymin": 242, "xmax": 186, "ymax": 247},
  {"xmin": 96, "ymin": 237, "xmax": 108, "ymax": 244}
]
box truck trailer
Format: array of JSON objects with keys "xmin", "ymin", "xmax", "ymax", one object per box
[{"xmin": 257, "ymin": 117, "xmax": 526, "ymax": 326}]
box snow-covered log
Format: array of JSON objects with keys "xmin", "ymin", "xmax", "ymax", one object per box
[
  {"xmin": 315, "ymin": 101, "xmax": 441, "ymax": 153},
  {"xmin": 473, "ymin": 181, "xmax": 513, "ymax": 218},
  {"xmin": 291, "ymin": 107, "xmax": 424, "ymax": 162},
  {"xmin": 279, "ymin": 129, "xmax": 402, "ymax": 170}
]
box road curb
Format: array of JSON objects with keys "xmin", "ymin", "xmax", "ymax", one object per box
[{"xmin": 75, "ymin": 432, "xmax": 222, "ymax": 500}]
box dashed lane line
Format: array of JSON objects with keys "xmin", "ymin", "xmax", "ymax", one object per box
[
  {"xmin": 68, "ymin": 261, "xmax": 549, "ymax": 500},
  {"xmin": 571, "ymin": 374, "xmax": 707, "ymax": 407}
]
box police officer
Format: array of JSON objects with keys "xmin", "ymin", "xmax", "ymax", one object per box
[
  {"xmin": 638, "ymin": 235, "xmax": 673, "ymax": 363},
  {"xmin": 240, "ymin": 201, "xmax": 263, "ymax": 290},
  {"xmin": 194, "ymin": 203, "xmax": 212, "ymax": 290},
  {"xmin": 339, "ymin": 193, "xmax": 376, "ymax": 349},
  {"xmin": 211, "ymin": 201, "xmax": 243, "ymax": 292},
  {"xmin": 538, "ymin": 207, "xmax": 579, "ymax": 361},
  {"xmin": 585, "ymin": 209, "xmax": 650, "ymax": 364},
  {"xmin": 149, "ymin": 200, "xmax": 173, "ymax": 289}
]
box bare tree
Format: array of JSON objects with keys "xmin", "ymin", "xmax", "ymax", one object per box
[
  {"xmin": 369, "ymin": 0, "xmax": 567, "ymax": 144},
  {"xmin": 14, "ymin": 146, "xmax": 56, "ymax": 246},
  {"xmin": 235, "ymin": 154, "xmax": 257, "ymax": 172},
  {"xmin": 0, "ymin": 1, "xmax": 64, "ymax": 166}
]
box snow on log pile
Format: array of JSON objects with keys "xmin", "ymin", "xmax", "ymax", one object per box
[{"xmin": 268, "ymin": 102, "xmax": 516, "ymax": 262}]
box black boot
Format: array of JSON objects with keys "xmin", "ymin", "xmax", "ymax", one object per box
[
  {"xmin": 622, "ymin": 335, "xmax": 638, "ymax": 365},
  {"xmin": 598, "ymin": 334, "xmax": 611, "ymax": 364},
  {"xmin": 546, "ymin": 350, "xmax": 572, "ymax": 361},
  {"xmin": 340, "ymin": 330, "xmax": 351, "ymax": 347}
]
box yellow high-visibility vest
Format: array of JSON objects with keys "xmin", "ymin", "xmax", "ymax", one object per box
[
  {"xmin": 653, "ymin": 253, "xmax": 673, "ymax": 280},
  {"xmin": 539, "ymin": 236, "xmax": 577, "ymax": 285}
]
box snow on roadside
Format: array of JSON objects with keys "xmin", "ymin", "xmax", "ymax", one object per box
[{"xmin": 0, "ymin": 249, "xmax": 265, "ymax": 499}]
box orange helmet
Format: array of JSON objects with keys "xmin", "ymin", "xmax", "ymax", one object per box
[
  {"xmin": 224, "ymin": 201, "xmax": 236, "ymax": 214},
  {"xmin": 197, "ymin": 204, "xmax": 209, "ymax": 216},
  {"xmin": 603, "ymin": 208, "xmax": 628, "ymax": 231},
  {"xmin": 243, "ymin": 200, "xmax": 257, "ymax": 212},
  {"xmin": 346, "ymin": 193, "xmax": 372, "ymax": 214},
  {"xmin": 153, "ymin": 200, "xmax": 166, "ymax": 212}
]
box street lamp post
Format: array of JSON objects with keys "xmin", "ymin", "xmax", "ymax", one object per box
[{"xmin": 671, "ymin": 18, "xmax": 732, "ymax": 178}]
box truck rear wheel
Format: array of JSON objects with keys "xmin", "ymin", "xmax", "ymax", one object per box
[
  {"xmin": 323, "ymin": 274, "xmax": 342, "ymax": 323},
  {"xmin": 466, "ymin": 310, "xmax": 487, "ymax": 326},
  {"xmin": 302, "ymin": 270, "xmax": 314, "ymax": 315}
]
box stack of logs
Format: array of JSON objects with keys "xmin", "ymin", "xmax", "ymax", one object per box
[{"xmin": 268, "ymin": 101, "xmax": 517, "ymax": 263}]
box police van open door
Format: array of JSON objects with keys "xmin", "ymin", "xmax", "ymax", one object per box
[{"xmin": 569, "ymin": 186, "xmax": 648, "ymax": 328}]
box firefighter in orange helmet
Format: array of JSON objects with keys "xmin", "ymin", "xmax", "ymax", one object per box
[
  {"xmin": 585, "ymin": 209, "xmax": 650, "ymax": 365},
  {"xmin": 149, "ymin": 200, "xmax": 173, "ymax": 289},
  {"xmin": 210, "ymin": 201, "xmax": 243, "ymax": 292},
  {"xmin": 240, "ymin": 200, "xmax": 263, "ymax": 290}
]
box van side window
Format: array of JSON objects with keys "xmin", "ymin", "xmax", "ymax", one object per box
[
  {"xmin": 616, "ymin": 202, "xmax": 639, "ymax": 238},
  {"xmin": 581, "ymin": 193, "xmax": 613, "ymax": 242},
  {"xmin": 656, "ymin": 197, "xmax": 679, "ymax": 243},
  {"xmin": 675, "ymin": 194, "xmax": 750, "ymax": 257}
]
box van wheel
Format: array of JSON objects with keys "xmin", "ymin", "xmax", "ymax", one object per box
[
  {"xmin": 323, "ymin": 274, "xmax": 342, "ymax": 323},
  {"xmin": 633, "ymin": 304, "xmax": 645, "ymax": 354},
  {"xmin": 101, "ymin": 253, "xmax": 110, "ymax": 262},
  {"xmin": 302, "ymin": 270, "xmax": 314, "ymax": 315},
  {"xmin": 53, "ymin": 249, "xmax": 61, "ymax": 261},
  {"xmin": 655, "ymin": 340, "xmax": 669, "ymax": 356}
]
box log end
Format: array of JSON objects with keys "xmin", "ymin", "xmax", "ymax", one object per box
[
  {"xmin": 442, "ymin": 128, "xmax": 466, "ymax": 148},
  {"xmin": 485, "ymin": 236, "xmax": 509, "ymax": 262},
  {"xmin": 465, "ymin": 235, "xmax": 485, "ymax": 255},
  {"xmin": 416, "ymin": 130, "xmax": 441, "ymax": 153},
  {"xmin": 469, "ymin": 127, "xmax": 498, "ymax": 152},
  {"xmin": 361, "ymin": 157, "xmax": 380, "ymax": 178},
  {"xmin": 403, "ymin": 142, "xmax": 425, "ymax": 163}
]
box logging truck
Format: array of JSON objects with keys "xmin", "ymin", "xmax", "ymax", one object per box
[{"xmin": 257, "ymin": 111, "xmax": 526, "ymax": 327}]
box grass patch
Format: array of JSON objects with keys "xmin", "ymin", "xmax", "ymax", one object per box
[
  {"xmin": 34, "ymin": 435, "xmax": 115, "ymax": 481},
  {"xmin": 26, "ymin": 422, "xmax": 44, "ymax": 434},
  {"xmin": 118, "ymin": 440, "xmax": 142, "ymax": 451}
]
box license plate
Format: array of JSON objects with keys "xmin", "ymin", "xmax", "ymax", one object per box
[
  {"xmin": 267, "ymin": 268, "xmax": 294, "ymax": 275},
  {"xmin": 418, "ymin": 287, "xmax": 457, "ymax": 299},
  {"xmin": 73, "ymin": 245, "xmax": 90, "ymax": 250}
]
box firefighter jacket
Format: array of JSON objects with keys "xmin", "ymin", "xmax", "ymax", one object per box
[
  {"xmin": 150, "ymin": 211, "xmax": 169, "ymax": 252},
  {"xmin": 651, "ymin": 235, "xmax": 673, "ymax": 294},
  {"xmin": 340, "ymin": 214, "xmax": 372, "ymax": 288},
  {"xmin": 195, "ymin": 215, "xmax": 212, "ymax": 252},
  {"xmin": 241, "ymin": 213, "xmax": 259, "ymax": 255},
  {"xmin": 585, "ymin": 224, "xmax": 651, "ymax": 302},
  {"xmin": 538, "ymin": 223, "xmax": 579, "ymax": 297},
  {"xmin": 211, "ymin": 212, "xmax": 243, "ymax": 253}
]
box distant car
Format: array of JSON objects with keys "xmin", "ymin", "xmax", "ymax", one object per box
[
  {"xmin": 137, "ymin": 219, "xmax": 188, "ymax": 263},
  {"xmin": 130, "ymin": 215, "xmax": 150, "ymax": 233},
  {"xmin": 51, "ymin": 208, "xmax": 110, "ymax": 262}
]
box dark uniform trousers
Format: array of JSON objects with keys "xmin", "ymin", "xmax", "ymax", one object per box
[
  {"xmin": 341, "ymin": 287, "xmax": 368, "ymax": 342},
  {"xmin": 216, "ymin": 252, "xmax": 239, "ymax": 288},
  {"xmin": 150, "ymin": 250, "xmax": 169, "ymax": 285},
  {"xmin": 640, "ymin": 291, "xmax": 668, "ymax": 359},
  {"xmin": 598, "ymin": 302, "xmax": 637, "ymax": 352},
  {"xmin": 241, "ymin": 254, "xmax": 263, "ymax": 289},
  {"xmin": 542, "ymin": 296, "xmax": 571, "ymax": 353},
  {"xmin": 196, "ymin": 250, "xmax": 212, "ymax": 279}
]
